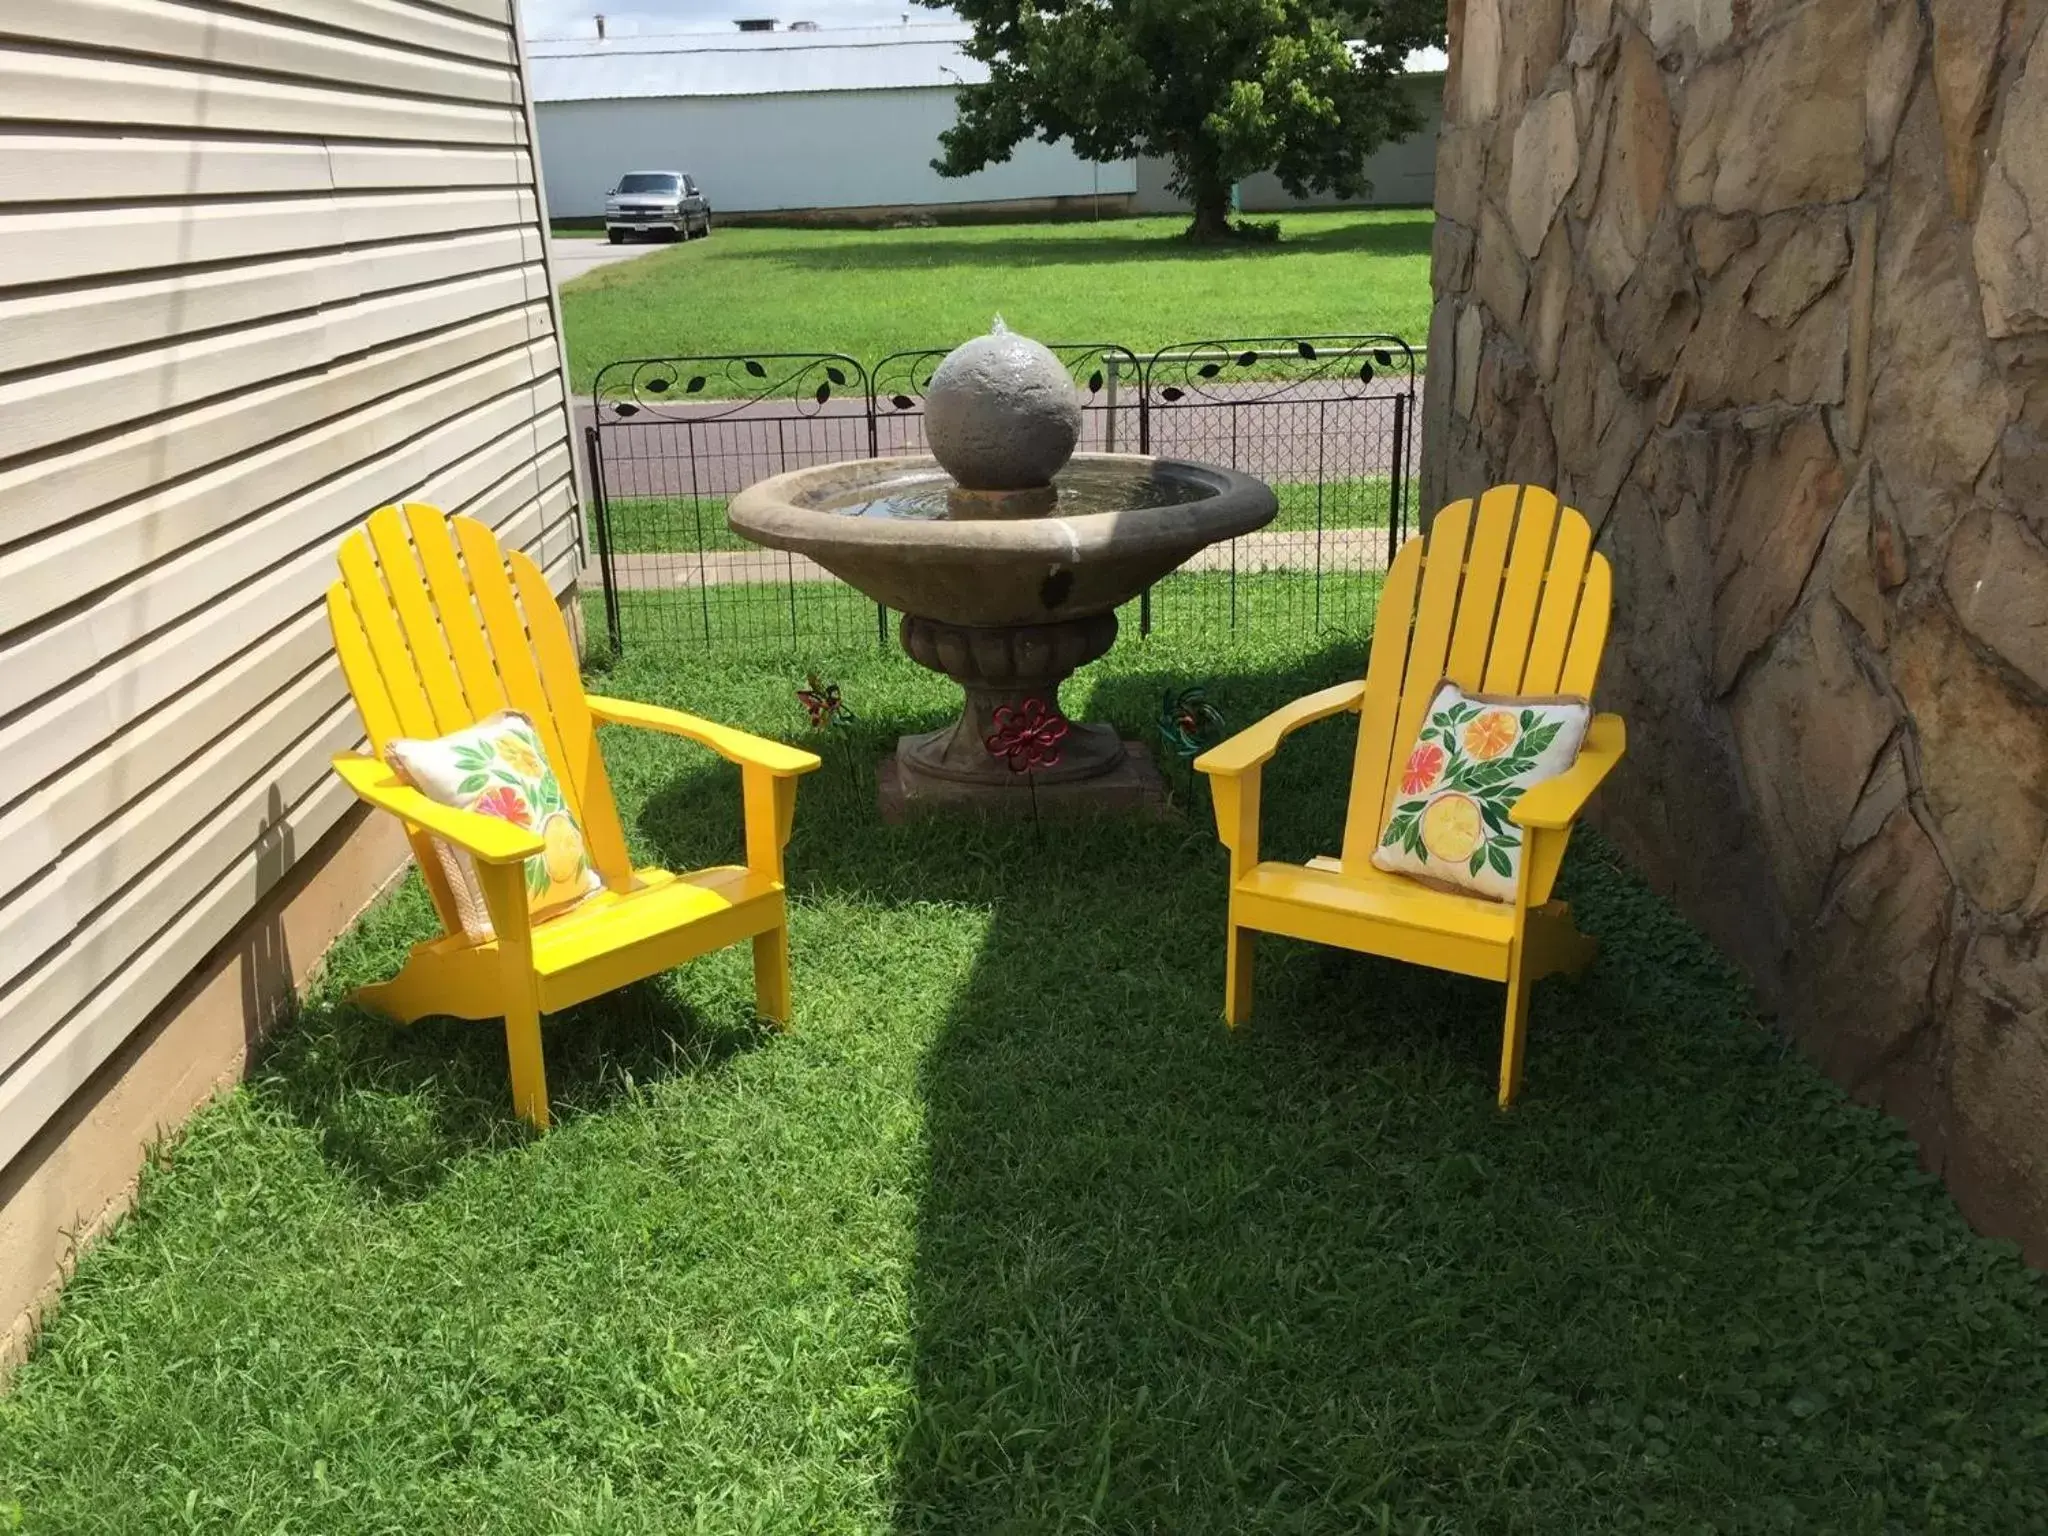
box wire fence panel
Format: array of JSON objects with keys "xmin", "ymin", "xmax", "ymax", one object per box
[
  {"xmin": 587, "ymin": 352, "xmax": 879, "ymax": 656},
  {"xmin": 1138, "ymin": 335, "xmax": 1418, "ymax": 643},
  {"xmin": 585, "ymin": 335, "xmax": 1419, "ymax": 660}
]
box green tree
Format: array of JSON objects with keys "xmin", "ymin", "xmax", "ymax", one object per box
[{"xmin": 922, "ymin": 0, "xmax": 1447, "ymax": 240}]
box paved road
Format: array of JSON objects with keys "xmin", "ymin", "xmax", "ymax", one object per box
[
  {"xmin": 549, "ymin": 237, "xmax": 669, "ymax": 286},
  {"xmin": 577, "ymin": 375, "xmax": 1425, "ymax": 500}
]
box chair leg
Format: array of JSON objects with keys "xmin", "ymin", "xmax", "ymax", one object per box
[
  {"xmin": 1564, "ymin": 926, "xmax": 1600, "ymax": 976},
  {"xmin": 1497, "ymin": 967, "xmax": 1533, "ymax": 1109},
  {"xmin": 1224, "ymin": 924, "xmax": 1255, "ymax": 1028},
  {"xmin": 474, "ymin": 863, "xmax": 548, "ymax": 1132},
  {"xmin": 1530, "ymin": 901, "xmax": 1600, "ymax": 980},
  {"xmin": 753, "ymin": 926, "xmax": 793, "ymax": 1026},
  {"xmin": 504, "ymin": 1000, "xmax": 550, "ymax": 1131}
]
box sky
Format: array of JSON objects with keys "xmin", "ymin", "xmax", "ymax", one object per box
[{"xmin": 523, "ymin": 0, "xmax": 957, "ymax": 37}]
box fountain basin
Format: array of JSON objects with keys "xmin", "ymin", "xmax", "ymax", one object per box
[{"xmin": 727, "ymin": 453, "xmax": 1277, "ymax": 628}]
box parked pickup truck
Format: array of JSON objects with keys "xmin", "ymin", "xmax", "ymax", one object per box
[{"xmin": 605, "ymin": 171, "xmax": 711, "ymax": 244}]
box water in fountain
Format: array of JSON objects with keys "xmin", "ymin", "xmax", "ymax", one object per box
[{"xmin": 806, "ymin": 459, "xmax": 1222, "ymax": 522}]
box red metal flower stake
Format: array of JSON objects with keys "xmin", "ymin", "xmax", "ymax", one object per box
[{"xmin": 984, "ymin": 697, "xmax": 1069, "ymax": 824}]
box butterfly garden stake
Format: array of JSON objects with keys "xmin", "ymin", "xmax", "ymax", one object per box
[{"xmin": 796, "ymin": 672, "xmax": 861, "ymax": 792}]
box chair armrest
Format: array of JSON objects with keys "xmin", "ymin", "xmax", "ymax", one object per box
[
  {"xmin": 1193, "ymin": 680, "xmax": 1368, "ymax": 779},
  {"xmin": 585, "ymin": 695, "xmax": 821, "ymax": 776},
  {"xmin": 1510, "ymin": 714, "xmax": 1627, "ymax": 831},
  {"xmin": 1193, "ymin": 681, "xmax": 1365, "ymax": 871},
  {"xmin": 332, "ymin": 754, "xmax": 544, "ymax": 865}
]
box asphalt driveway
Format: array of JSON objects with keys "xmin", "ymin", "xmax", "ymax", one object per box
[{"xmin": 549, "ymin": 237, "xmax": 668, "ymax": 287}]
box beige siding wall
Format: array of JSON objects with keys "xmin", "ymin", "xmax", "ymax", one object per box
[{"xmin": 0, "ymin": 0, "xmax": 579, "ymax": 1173}]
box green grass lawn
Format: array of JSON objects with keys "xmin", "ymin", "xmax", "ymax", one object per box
[
  {"xmin": 603, "ymin": 494, "xmax": 747, "ymax": 554},
  {"xmin": 6, "ymin": 600, "xmax": 2048, "ymax": 1532},
  {"xmin": 598, "ymin": 479, "xmax": 1393, "ymax": 556},
  {"xmin": 559, "ymin": 211, "xmax": 1432, "ymax": 396}
]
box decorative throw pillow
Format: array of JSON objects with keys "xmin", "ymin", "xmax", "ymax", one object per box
[
  {"xmin": 385, "ymin": 710, "xmax": 603, "ymax": 941},
  {"xmin": 1370, "ymin": 681, "xmax": 1592, "ymax": 904}
]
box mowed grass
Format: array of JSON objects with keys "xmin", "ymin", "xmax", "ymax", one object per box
[
  {"xmin": 6, "ymin": 602, "xmax": 2048, "ymax": 1531},
  {"xmin": 598, "ymin": 478, "xmax": 1394, "ymax": 556},
  {"xmin": 559, "ymin": 211, "xmax": 1432, "ymax": 395}
]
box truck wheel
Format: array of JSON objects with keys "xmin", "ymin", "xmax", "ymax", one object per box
[{"xmin": 607, "ymin": 230, "xmax": 625, "ymax": 245}]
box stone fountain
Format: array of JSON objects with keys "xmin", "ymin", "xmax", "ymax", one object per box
[{"xmin": 728, "ymin": 321, "xmax": 1277, "ymax": 812}]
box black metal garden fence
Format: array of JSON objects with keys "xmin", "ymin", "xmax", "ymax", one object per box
[{"xmin": 582, "ymin": 333, "xmax": 1418, "ymax": 657}]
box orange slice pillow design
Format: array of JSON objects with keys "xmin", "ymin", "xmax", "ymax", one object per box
[{"xmin": 1372, "ymin": 682, "xmax": 1591, "ymax": 903}]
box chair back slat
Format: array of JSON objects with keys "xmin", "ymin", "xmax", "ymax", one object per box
[
  {"xmin": 1340, "ymin": 533, "xmax": 1427, "ymax": 867},
  {"xmin": 327, "ymin": 564, "xmax": 464, "ymax": 931},
  {"xmin": 365, "ymin": 506, "xmax": 471, "ymax": 735},
  {"xmin": 1519, "ymin": 509, "xmax": 1594, "ymax": 694},
  {"xmin": 327, "ymin": 586, "xmax": 402, "ymax": 753},
  {"xmin": 1378, "ymin": 497, "xmax": 1473, "ymax": 817},
  {"xmin": 1559, "ymin": 554, "xmax": 1612, "ymax": 699},
  {"xmin": 1442, "ymin": 485, "xmax": 1521, "ymax": 686},
  {"xmin": 1482, "ymin": 487, "xmax": 1560, "ymax": 692},
  {"xmin": 510, "ymin": 547, "xmax": 634, "ymax": 888},
  {"xmin": 452, "ymin": 515, "xmax": 582, "ymax": 788},
  {"xmin": 404, "ymin": 504, "xmax": 510, "ymax": 719},
  {"xmin": 1340, "ymin": 487, "xmax": 1612, "ymax": 897},
  {"xmin": 327, "ymin": 506, "xmax": 639, "ymax": 930},
  {"xmin": 336, "ymin": 535, "xmax": 438, "ymax": 743}
]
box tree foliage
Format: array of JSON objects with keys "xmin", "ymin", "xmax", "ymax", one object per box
[{"xmin": 922, "ymin": 0, "xmax": 1448, "ymax": 239}]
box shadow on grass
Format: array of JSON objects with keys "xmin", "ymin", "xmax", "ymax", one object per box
[
  {"xmin": 754, "ymin": 217, "xmax": 1434, "ymax": 277},
  {"xmin": 624, "ymin": 640, "xmax": 1682, "ymax": 1526},
  {"xmin": 252, "ymin": 879, "xmax": 774, "ymax": 1202},
  {"xmin": 617, "ymin": 640, "xmax": 2048, "ymax": 1531},
  {"xmin": 232, "ymin": 626, "xmax": 2048, "ymax": 1529}
]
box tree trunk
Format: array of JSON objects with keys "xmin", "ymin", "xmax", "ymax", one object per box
[
  {"xmin": 1183, "ymin": 149, "xmax": 1234, "ymax": 241},
  {"xmin": 1187, "ymin": 183, "xmax": 1234, "ymax": 241}
]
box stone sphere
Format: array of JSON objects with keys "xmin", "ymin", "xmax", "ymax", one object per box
[{"xmin": 924, "ymin": 324, "xmax": 1083, "ymax": 491}]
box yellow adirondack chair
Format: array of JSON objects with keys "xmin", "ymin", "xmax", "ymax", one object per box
[
  {"xmin": 326, "ymin": 504, "xmax": 820, "ymax": 1129},
  {"xmin": 1195, "ymin": 485, "xmax": 1626, "ymax": 1106}
]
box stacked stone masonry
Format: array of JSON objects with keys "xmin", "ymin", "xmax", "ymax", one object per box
[{"xmin": 1427, "ymin": 0, "xmax": 2048, "ymax": 1256}]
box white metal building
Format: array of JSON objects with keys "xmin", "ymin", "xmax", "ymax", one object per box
[
  {"xmin": 528, "ymin": 24, "xmax": 1442, "ymax": 221},
  {"xmin": 530, "ymin": 24, "xmax": 1134, "ymax": 220}
]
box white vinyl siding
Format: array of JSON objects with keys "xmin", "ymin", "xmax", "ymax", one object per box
[{"xmin": 0, "ymin": 0, "xmax": 579, "ymax": 1172}]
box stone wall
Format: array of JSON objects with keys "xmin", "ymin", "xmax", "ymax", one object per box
[{"xmin": 1426, "ymin": 0, "xmax": 2048, "ymax": 1257}]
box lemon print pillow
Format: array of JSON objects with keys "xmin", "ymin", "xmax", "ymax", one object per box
[
  {"xmin": 386, "ymin": 710, "xmax": 604, "ymax": 941},
  {"xmin": 1371, "ymin": 681, "xmax": 1591, "ymax": 903}
]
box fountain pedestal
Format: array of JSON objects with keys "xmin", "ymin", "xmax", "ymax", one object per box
[
  {"xmin": 882, "ymin": 610, "xmax": 1166, "ymax": 819},
  {"xmin": 895, "ymin": 612, "xmax": 1124, "ymax": 788}
]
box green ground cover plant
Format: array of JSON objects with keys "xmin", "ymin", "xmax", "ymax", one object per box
[
  {"xmin": 559, "ymin": 211, "xmax": 1432, "ymax": 395},
  {"xmin": 5, "ymin": 598, "xmax": 2047, "ymax": 1533}
]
